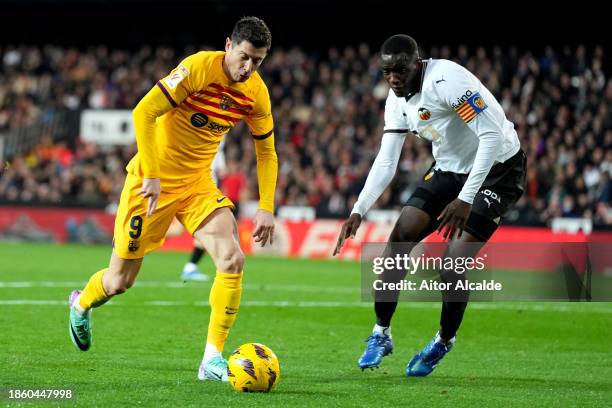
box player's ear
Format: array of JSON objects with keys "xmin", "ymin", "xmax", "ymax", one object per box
[{"xmin": 225, "ymin": 37, "xmax": 232, "ymax": 53}]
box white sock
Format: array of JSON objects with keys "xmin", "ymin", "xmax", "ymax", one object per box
[
  {"xmin": 72, "ymin": 294, "xmax": 86, "ymax": 316},
  {"xmin": 203, "ymin": 343, "xmax": 222, "ymax": 363},
  {"xmin": 435, "ymin": 332, "xmax": 456, "ymax": 346},
  {"xmin": 373, "ymin": 324, "xmax": 391, "ymax": 337},
  {"xmin": 183, "ymin": 262, "xmax": 198, "ymax": 273}
]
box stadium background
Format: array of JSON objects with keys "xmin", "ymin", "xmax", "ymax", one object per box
[
  {"xmin": 1, "ymin": 1, "xmax": 611, "ymax": 406},
  {"xmin": 1, "ymin": 0, "xmax": 610, "ymax": 254}
]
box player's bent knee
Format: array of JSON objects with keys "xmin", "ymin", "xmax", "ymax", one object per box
[
  {"xmin": 389, "ymin": 207, "xmax": 431, "ymax": 242},
  {"xmin": 103, "ymin": 270, "xmax": 138, "ymax": 295},
  {"xmin": 125, "ymin": 278, "xmax": 136, "ymax": 290},
  {"xmin": 390, "ymin": 228, "xmax": 415, "ymax": 243},
  {"xmin": 106, "ymin": 254, "xmax": 142, "ymax": 295},
  {"xmin": 390, "ymin": 224, "xmax": 423, "ymax": 242},
  {"xmin": 217, "ymin": 249, "xmax": 245, "ymax": 273},
  {"xmin": 228, "ymin": 251, "xmax": 245, "ymax": 273},
  {"xmin": 105, "ymin": 279, "xmax": 130, "ymax": 296}
]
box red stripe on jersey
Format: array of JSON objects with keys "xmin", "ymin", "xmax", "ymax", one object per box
[
  {"xmin": 199, "ymin": 91, "xmax": 252, "ymax": 110},
  {"xmin": 209, "ymin": 83, "xmax": 254, "ymax": 102},
  {"xmin": 462, "ymin": 112, "xmax": 477, "ymax": 122},
  {"xmin": 456, "ymin": 103, "xmax": 471, "ymax": 114},
  {"xmin": 189, "ymin": 95, "xmax": 249, "ymax": 115},
  {"xmin": 459, "ymin": 106, "xmax": 474, "ymax": 115},
  {"xmin": 459, "ymin": 108, "xmax": 477, "ymax": 120},
  {"xmin": 184, "ymin": 101, "xmax": 241, "ymax": 123}
]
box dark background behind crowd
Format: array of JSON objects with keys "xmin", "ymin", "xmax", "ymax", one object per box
[{"xmin": 0, "ymin": 0, "xmax": 610, "ymax": 227}]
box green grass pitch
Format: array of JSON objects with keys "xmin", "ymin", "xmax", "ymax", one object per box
[{"xmin": 1, "ymin": 242, "xmax": 611, "ymax": 407}]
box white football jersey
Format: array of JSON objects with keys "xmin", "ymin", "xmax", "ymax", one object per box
[
  {"xmin": 351, "ymin": 58, "xmax": 522, "ymax": 215},
  {"xmin": 384, "ymin": 58, "xmax": 520, "ymax": 174}
]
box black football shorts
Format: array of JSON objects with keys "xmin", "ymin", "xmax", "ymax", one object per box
[{"xmin": 405, "ymin": 149, "xmax": 527, "ymax": 241}]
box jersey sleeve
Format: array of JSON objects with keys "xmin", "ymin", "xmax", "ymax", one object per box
[
  {"xmin": 383, "ymin": 91, "xmax": 410, "ymax": 134},
  {"xmin": 351, "ymin": 132, "xmax": 406, "ymax": 215},
  {"xmin": 156, "ymin": 53, "xmax": 208, "ymax": 108},
  {"xmin": 245, "ymin": 81, "xmax": 274, "ymax": 140},
  {"xmin": 245, "ymin": 79, "xmax": 277, "ymax": 212},
  {"xmin": 433, "ymin": 64, "xmax": 494, "ymax": 131},
  {"xmin": 132, "ymin": 52, "xmax": 210, "ymax": 178},
  {"xmin": 433, "ymin": 64, "xmax": 504, "ymax": 203}
]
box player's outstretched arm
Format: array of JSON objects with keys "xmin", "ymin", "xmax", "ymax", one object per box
[
  {"xmin": 351, "ymin": 132, "xmax": 406, "ymax": 216},
  {"xmin": 333, "ymin": 133, "xmax": 405, "ymax": 255},
  {"xmin": 437, "ymin": 114, "xmax": 502, "ymax": 240},
  {"xmin": 434, "ymin": 67, "xmax": 503, "ymax": 240},
  {"xmin": 253, "ymin": 134, "xmax": 277, "ymax": 212},
  {"xmin": 132, "ymin": 86, "xmax": 175, "ymax": 178},
  {"xmin": 333, "ymin": 213, "xmax": 362, "ymax": 256},
  {"xmin": 132, "ymin": 86, "xmax": 176, "ymax": 215},
  {"xmin": 436, "ymin": 198, "xmax": 471, "ymax": 240},
  {"xmin": 252, "ymin": 209, "xmax": 275, "ymax": 247},
  {"xmin": 139, "ymin": 178, "xmax": 161, "ymax": 217},
  {"xmin": 252, "ymin": 133, "xmax": 278, "ymax": 247}
]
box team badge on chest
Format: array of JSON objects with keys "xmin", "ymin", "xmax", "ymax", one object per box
[
  {"xmin": 219, "ymin": 95, "xmax": 232, "ymax": 110},
  {"xmin": 418, "ymin": 107, "xmax": 431, "ymax": 120}
]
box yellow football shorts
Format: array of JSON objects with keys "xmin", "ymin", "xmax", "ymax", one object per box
[{"xmin": 113, "ymin": 174, "xmax": 235, "ymax": 259}]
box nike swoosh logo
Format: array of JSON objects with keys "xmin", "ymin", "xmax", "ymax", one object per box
[
  {"xmin": 208, "ymin": 370, "xmax": 222, "ymax": 380},
  {"xmin": 70, "ymin": 323, "xmax": 89, "ymax": 351},
  {"xmin": 203, "ymin": 368, "xmax": 222, "ymax": 380},
  {"xmin": 216, "ymin": 197, "xmax": 226, "ymax": 203},
  {"xmin": 435, "ymin": 78, "xmax": 446, "ymax": 84}
]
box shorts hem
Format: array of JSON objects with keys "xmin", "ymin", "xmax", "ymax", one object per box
[{"xmin": 186, "ymin": 202, "xmax": 236, "ymax": 236}]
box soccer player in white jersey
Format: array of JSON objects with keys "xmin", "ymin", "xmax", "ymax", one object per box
[{"xmin": 334, "ymin": 34, "xmax": 526, "ymax": 377}]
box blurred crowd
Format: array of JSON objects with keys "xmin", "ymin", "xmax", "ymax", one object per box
[{"xmin": 0, "ymin": 43, "xmax": 610, "ymax": 225}]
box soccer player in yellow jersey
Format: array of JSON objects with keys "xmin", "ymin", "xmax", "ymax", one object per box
[{"xmin": 68, "ymin": 17, "xmax": 277, "ymax": 382}]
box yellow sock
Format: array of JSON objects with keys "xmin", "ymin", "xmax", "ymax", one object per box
[
  {"xmin": 207, "ymin": 271, "xmax": 243, "ymax": 352},
  {"xmin": 79, "ymin": 269, "xmax": 110, "ymax": 310}
]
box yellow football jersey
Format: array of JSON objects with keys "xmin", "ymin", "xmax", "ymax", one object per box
[{"xmin": 127, "ymin": 51, "xmax": 274, "ymax": 191}]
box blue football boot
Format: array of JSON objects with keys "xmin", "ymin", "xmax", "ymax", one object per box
[
  {"xmin": 358, "ymin": 333, "xmax": 393, "ymax": 370},
  {"xmin": 406, "ymin": 332, "xmax": 454, "ymax": 377}
]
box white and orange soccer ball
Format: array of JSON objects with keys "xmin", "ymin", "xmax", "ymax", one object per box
[{"xmin": 227, "ymin": 343, "xmax": 280, "ymax": 392}]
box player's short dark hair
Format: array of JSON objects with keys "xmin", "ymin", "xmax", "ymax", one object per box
[
  {"xmin": 381, "ymin": 34, "xmax": 418, "ymax": 57},
  {"xmin": 231, "ymin": 16, "xmax": 272, "ymax": 50}
]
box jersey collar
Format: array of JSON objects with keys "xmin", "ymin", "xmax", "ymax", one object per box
[{"xmin": 404, "ymin": 59, "xmax": 429, "ymax": 102}]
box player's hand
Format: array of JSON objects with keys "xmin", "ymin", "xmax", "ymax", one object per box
[
  {"xmin": 140, "ymin": 178, "xmax": 161, "ymax": 216},
  {"xmin": 333, "ymin": 213, "xmax": 362, "ymax": 256},
  {"xmin": 437, "ymin": 198, "xmax": 471, "ymax": 240},
  {"xmin": 253, "ymin": 209, "xmax": 275, "ymax": 247}
]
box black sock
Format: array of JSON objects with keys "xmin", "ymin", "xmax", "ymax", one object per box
[
  {"xmin": 190, "ymin": 247, "xmax": 205, "ymax": 264},
  {"xmin": 439, "ymin": 301, "xmax": 468, "ymax": 340},
  {"xmin": 375, "ymin": 301, "xmax": 398, "ymax": 327},
  {"xmin": 374, "ymin": 242, "xmax": 410, "ymax": 329},
  {"xmin": 437, "ymin": 259, "xmax": 470, "ymax": 340}
]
